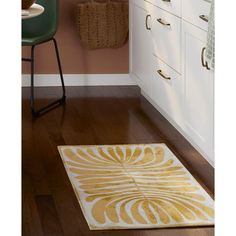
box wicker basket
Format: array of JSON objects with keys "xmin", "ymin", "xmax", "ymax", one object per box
[{"xmin": 75, "ymin": 0, "xmax": 128, "ymax": 50}]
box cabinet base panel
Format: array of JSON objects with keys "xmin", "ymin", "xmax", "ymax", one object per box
[{"xmin": 141, "ymin": 90, "xmax": 214, "ymax": 167}]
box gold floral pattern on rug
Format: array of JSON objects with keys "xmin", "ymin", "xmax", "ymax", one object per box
[{"xmin": 58, "ymin": 144, "xmax": 214, "ymax": 230}]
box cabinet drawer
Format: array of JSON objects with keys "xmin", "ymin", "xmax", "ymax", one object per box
[
  {"xmin": 148, "ymin": 0, "xmax": 181, "ymax": 17},
  {"xmin": 182, "ymin": 0, "xmax": 211, "ymax": 31},
  {"xmin": 151, "ymin": 6, "xmax": 181, "ymax": 73},
  {"xmin": 130, "ymin": 0, "xmax": 151, "ymax": 10},
  {"xmin": 151, "ymin": 56, "xmax": 184, "ymax": 127}
]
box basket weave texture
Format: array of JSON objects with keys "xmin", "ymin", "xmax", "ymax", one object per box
[{"xmin": 76, "ymin": 0, "xmax": 128, "ymax": 50}]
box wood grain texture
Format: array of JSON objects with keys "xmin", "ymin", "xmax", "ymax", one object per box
[
  {"xmin": 22, "ymin": 86, "xmax": 214, "ymax": 236},
  {"xmin": 35, "ymin": 195, "xmax": 64, "ymax": 235}
]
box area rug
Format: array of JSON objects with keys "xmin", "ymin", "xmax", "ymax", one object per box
[{"xmin": 58, "ymin": 144, "xmax": 214, "ymax": 230}]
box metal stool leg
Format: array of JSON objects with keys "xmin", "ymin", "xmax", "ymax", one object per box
[
  {"xmin": 30, "ymin": 45, "xmax": 37, "ymax": 116},
  {"xmin": 23, "ymin": 38, "xmax": 66, "ymax": 117},
  {"xmin": 52, "ymin": 38, "xmax": 66, "ymax": 100}
]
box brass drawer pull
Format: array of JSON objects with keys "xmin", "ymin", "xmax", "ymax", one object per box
[
  {"xmin": 201, "ymin": 47, "xmax": 210, "ymax": 70},
  {"xmin": 199, "ymin": 15, "xmax": 209, "ymax": 23},
  {"xmin": 201, "ymin": 47, "xmax": 207, "ymax": 67},
  {"xmin": 146, "ymin": 14, "xmax": 151, "ymax": 30},
  {"xmin": 157, "ymin": 18, "xmax": 171, "ymax": 26},
  {"xmin": 157, "ymin": 70, "xmax": 171, "ymax": 80}
]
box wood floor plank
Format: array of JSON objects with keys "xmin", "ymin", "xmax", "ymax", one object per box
[
  {"xmin": 35, "ymin": 195, "xmax": 64, "ymax": 235},
  {"xmin": 22, "ymin": 86, "xmax": 214, "ymax": 236},
  {"xmin": 52, "ymin": 189, "xmax": 87, "ymax": 236},
  {"xmin": 23, "ymin": 176, "xmax": 44, "ymax": 236}
]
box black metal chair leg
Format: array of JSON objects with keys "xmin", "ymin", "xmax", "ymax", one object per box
[
  {"xmin": 52, "ymin": 38, "xmax": 66, "ymax": 100},
  {"xmin": 27, "ymin": 39, "xmax": 66, "ymax": 118},
  {"xmin": 30, "ymin": 45, "xmax": 37, "ymax": 116}
]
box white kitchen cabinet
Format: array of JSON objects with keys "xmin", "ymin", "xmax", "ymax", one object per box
[
  {"xmin": 182, "ymin": 20, "xmax": 214, "ymax": 163},
  {"xmin": 129, "ymin": 0, "xmax": 214, "ymax": 165},
  {"xmin": 129, "ymin": 1, "xmax": 153, "ymax": 95}
]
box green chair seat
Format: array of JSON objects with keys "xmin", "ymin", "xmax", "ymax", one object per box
[
  {"xmin": 22, "ymin": 0, "xmax": 58, "ymax": 45},
  {"xmin": 22, "ymin": 31, "xmax": 55, "ymax": 46}
]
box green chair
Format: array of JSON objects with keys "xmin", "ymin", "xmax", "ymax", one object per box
[{"xmin": 22, "ymin": 0, "xmax": 66, "ymax": 117}]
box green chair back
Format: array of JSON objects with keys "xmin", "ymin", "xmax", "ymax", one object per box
[{"xmin": 22, "ymin": 0, "xmax": 59, "ymax": 42}]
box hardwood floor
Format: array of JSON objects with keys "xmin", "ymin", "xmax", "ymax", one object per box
[{"xmin": 22, "ymin": 86, "xmax": 214, "ymax": 236}]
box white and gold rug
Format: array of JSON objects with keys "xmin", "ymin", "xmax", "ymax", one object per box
[{"xmin": 58, "ymin": 144, "xmax": 214, "ymax": 230}]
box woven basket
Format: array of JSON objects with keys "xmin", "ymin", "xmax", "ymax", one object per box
[{"xmin": 75, "ymin": 0, "xmax": 128, "ymax": 50}]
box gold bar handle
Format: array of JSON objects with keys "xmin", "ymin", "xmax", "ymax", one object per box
[
  {"xmin": 201, "ymin": 47, "xmax": 210, "ymax": 70},
  {"xmin": 146, "ymin": 15, "xmax": 151, "ymax": 30},
  {"xmin": 199, "ymin": 15, "xmax": 209, "ymax": 23},
  {"xmin": 157, "ymin": 70, "xmax": 171, "ymax": 80},
  {"xmin": 157, "ymin": 18, "xmax": 171, "ymax": 26},
  {"xmin": 201, "ymin": 47, "xmax": 207, "ymax": 67}
]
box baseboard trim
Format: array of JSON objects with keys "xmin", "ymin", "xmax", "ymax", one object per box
[{"xmin": 22, "ymin": 74, "xmax": 136, "ymax": 87}]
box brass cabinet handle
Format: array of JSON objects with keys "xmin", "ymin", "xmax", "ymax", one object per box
[
  {"xmin": 157, "ymin": 70, "xmax": 171, "ymax": 80},
  {"xmin": 201, "ymin": 47, "xmax": 207, "ymax": 67},
  {"xmin": 146, "ymin": 15, "xmax": 151, "ymax": 30},
  {"xmin": 201, "ymin": 47, "xmax": 210, "ymax": 70},
  {"xmin": 157, "ymin": 18, "xmax": 171, "ymax": 26},
  {"xmin": 199, "ymin": 15, "xmax": 209, "ymax": 23}
]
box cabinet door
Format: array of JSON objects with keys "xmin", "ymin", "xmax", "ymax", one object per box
[
  {"xmin": 182, "ymin": 21, "xmax": 214, "ymax": 163},
  {"xmin": 150, "ymin": 56, "xmax": 184, "ymax": 128},
  {"xmin": 130, "ymin": 2, "xmax": 153, "ymax": 95}
]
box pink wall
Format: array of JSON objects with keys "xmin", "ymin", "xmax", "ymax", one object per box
[{"xmin": 22, "ymin": 0, "xmax": 129, "ymax": 74}]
